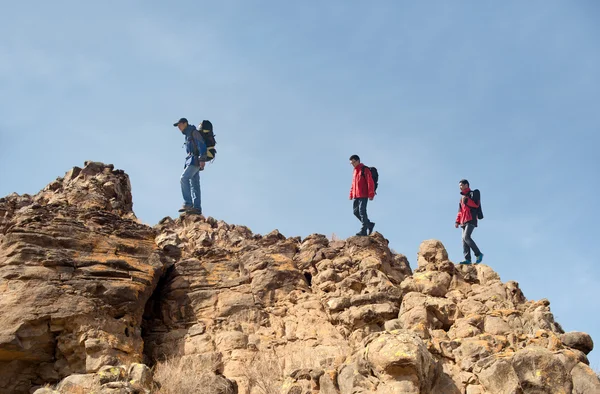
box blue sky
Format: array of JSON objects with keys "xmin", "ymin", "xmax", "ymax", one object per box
[{"xmin": 1, "ymin": 1, "xmax": 599, "ymax": 368}]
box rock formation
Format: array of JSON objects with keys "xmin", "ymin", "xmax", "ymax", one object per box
[{"xmin": 0, "ymin": 162, "xmax": 598, "ymax": 394}]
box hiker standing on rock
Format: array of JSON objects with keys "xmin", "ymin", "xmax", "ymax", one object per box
[
  {"xmin": 174, "ymin": 117, "xmax": 206, "ymax": 215},
  {"xmin": 455, "ymin": 179, "xmax": 484, "ymax": 264},
  {"xmin": 349, "ymin": 155, "xmax": 376, "ymax": 236}
]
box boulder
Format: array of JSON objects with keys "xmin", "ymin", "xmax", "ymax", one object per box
[{"xmin": 561, "ymin": 331, "xmax": 594, "ymax": 355}]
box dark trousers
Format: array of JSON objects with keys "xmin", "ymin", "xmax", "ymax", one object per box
[
  {"xmin": 353, "ymin": 198, "xmax": 371, "ymax": 230},
  {"xmin": 462, "ymin": 223, "xmax": 481, "ymax": 261}
]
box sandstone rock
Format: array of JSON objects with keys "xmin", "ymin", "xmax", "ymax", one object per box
[
  {"xmin": 417, "ymin": 239, "xmax": 450, "ymax": 268},
  {"xmin": 0, "ymin": 162, "xmax": 166, "ymax": 393},
  {"xmin": 453, "ymin": 338, "xmax": 495, "ymax": 372},
  {"xmin": 337, "ymin": 361, "xmax": 379, "ymax": 394},
  {"xmin": 97, "ymin": 365, "xmax": 126, "ymax": 384},
  {"xmin": 483, "ymin": 315, "xmax": 511, "ymax": 336},
  {"xmin": 362, "ymin": 331, "xmax": 437, "ymax": 393},
  {"xmin": 215, "ymin": 331, "xmax": 248, "ymax": 352},
  {"xmin": 56, "ymin": 373, "xmax": 98, "ymax": 391},
  {"xmin": 398, "ymin": 292, "xmax": 460, "ymax": 336},
  {"xmin": 127, "ymin": 363, "xmax": 153, "ymax": 389},
  {"xmin": 512, "ymin": 346, "xmax": 572, "ymax": 393},
  {"xmin": 466, "ymin": 385, "xmax": 486, "ymax": 394},
  {"xmin": 319, "ymin": 370, "xmax": 338, "ymax": 394},
  {"xmin": 475, "ymin": 357, "xmax": 520, "ymax": 394},
  {"xmin": 401, "ymin": 270, "xmax": 452, "ymax": 297},
  {"xmin": 448, "ymin": 318, "xmax": 482, "ymax": 339},
  {"xmin": 571, "ymin": 361, "xmax": 600, "ymax": 393},
  {"xmin": 2, "ymin": 164, "xmax": 598, "ymax": 394},
  {"xmin": 32, "ymin": 389, "xmax": 59, "ymax": 394}
]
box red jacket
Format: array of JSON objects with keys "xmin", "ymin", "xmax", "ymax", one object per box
[
  {"xmin": 349, "ymin": 164, "xmax": 375, "ymax": 199},
  {"xmin": 455, "ymin": 188, "xmax": 480, "ymax": 226}
]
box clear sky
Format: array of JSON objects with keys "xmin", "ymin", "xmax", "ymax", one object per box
[{"xmin": 1, "ymin": 0, "xmax": 599, "ymax": 369}]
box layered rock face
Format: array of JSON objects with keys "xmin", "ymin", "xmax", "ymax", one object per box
[
  {"xmin": 0, "ymin": 162, "xmax": 166, "ymax": 393},
  {"xmin": 146, "ymin": 220, "xmax": 599, "ymax": 394},
  {"xmin": 1, "ymin": 162, "xmax": 599, "ymax": 393}
]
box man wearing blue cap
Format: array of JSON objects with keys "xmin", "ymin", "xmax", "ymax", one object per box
[{"xmin": 174, "ymin": 117, "xmax": 206, "ymax": 215}]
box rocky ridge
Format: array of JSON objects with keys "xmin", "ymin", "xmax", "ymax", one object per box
[{"xmin": 0, "ymin": 162, "xmax": 598, "ymax": 394}]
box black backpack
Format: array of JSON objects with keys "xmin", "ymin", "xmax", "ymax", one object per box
[
  {"xmin": 361, "ymin": 166, "xmax": 379, "ymax": 192},
  {"xmin": 470, "ymin": 189, "xmax": 484, "ymax": 219},
  {"xmin": 199, "ymin": 120, "xmax": 217, "ymax": 160}
]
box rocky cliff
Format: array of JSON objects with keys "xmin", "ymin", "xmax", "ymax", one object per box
[{"xmin": 0, "ymin": 162, "xmax": 598, "ymax": 394}]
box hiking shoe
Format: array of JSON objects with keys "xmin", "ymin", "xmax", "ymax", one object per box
[
  {"xmin": 188, "ymin": 208, "xmax": 202, "ymax": 215},
  {"xmin": 475, "ymin": 254, "xmax": 484, "ymax": 264},
  {"xmin": 368, "ymin": 222, "xmax": 375, "ymax": 235},
  {"xmin": 356, "ymin": 230, "xmax": 368, "ymax": 236},
  {"xmin": 178, "ymin": 205, "xmax": 193, "ymax": 212},
  {"xmin": 458, "ymin": 260, "xmax": 472, "ymax": 265}
]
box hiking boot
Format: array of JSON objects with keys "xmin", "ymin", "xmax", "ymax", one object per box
[
  {"xmin": 355, "ymin": 230, "xmax": 368, "ymax": 236},
  {"xmin": 475, "ymin": 254, "xmax": 484, "ymax": 264},
  {"xmin": 188, "ymin": 208, "xmax": 202, "ymax": 215},
  {"xmin": 368, "ymin": 222, "xmax": 375, "ymax": 235},
  {"xmin": 458, "ymin": 260, "xmax": 472, "ymax": 265},
  {"xmin": 178, "ymin": 205, "xmax": 193, "ymax": 212}
]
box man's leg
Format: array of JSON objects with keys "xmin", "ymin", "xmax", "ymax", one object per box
[
  {"xmin": 462, "ymin": 224, "xmax": 481, "ymax": 261},
  {"xmin": 353, "ymin": 199, "xmax": 361, "ymax": 222},
  {"xmin": 358, "ymin": 198, "xmax": 370, "ymax": 230},
  {"xmin": 180, "ymin": 165, "xmax": 196, "ymax": 208},
  {"xmin": 190, "ymin": 168, "xmax": 202, "ymax": 212}
]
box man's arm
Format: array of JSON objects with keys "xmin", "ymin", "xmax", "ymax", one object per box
[
  {"xmin": 455, "ymin": 203, "xmax": 462, "ymax": 227},
  {"xmin": 463, "ymin": 194, "xmax": 479, "ymax": 208},
  {"xmin": 365, "ymin": 168, "xmax": 375, "ymax": 199}
]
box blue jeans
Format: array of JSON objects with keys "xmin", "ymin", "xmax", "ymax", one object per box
[
  {"xmin": 462, "ymin": 223, "xmax": 481, "ymax": 261},
  {"xmin": 353, "ymin": 198, "xmax": 371, "ymax": 230},
  {"xmin": 180, "ymin": 164, "xmax": 201, "ymax": 210}
]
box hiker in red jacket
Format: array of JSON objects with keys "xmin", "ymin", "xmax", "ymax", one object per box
[
  {"xmin": 455, "ymin": 179, "xmax": 484, "ymax": 264},
  {"xmin": 349, "ymin": 155, "xmax": 375, "ymax": 236}
]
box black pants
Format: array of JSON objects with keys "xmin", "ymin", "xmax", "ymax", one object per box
[
  {"xmin": 353, "ymin": 198, "xmax": 371, "ymax": 230},
  {"xmin": 462, "ymin": 223, "xmax": 481, "ymax": 261}
]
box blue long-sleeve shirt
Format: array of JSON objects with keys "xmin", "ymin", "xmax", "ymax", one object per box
[{"xmin": 182, "ymin": 124, "xmax": 207, "ymax": 167}]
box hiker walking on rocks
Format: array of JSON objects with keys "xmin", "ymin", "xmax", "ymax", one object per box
[
  {"xmin": 349, "ymin": 155, "xmax": 375, "ymax": 236},
  {"xmin": 174, "ymin": 117, "xmax": 206, "ymax": 215},
  {"xmin": 455, "ymin": 179, "xmax": 484, "ymax": 264}
]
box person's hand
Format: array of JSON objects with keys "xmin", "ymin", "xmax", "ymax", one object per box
[
  {"xmin": 455, "ymin": 223, "xmax": 459, "ymax": 228},
  {"xmin": 369, "ymin": 197, "xmax": 374, "ymax": 201}
]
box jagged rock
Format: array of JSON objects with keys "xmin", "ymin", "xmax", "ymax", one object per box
[
  {"xmin": 398, "ymin": 292, "xmax": 459, "ymax": 336},
  {"xmin": 401, "ymin": 270, "xmax": 452, "ymax": 297},
  {"xmin": 512, "ymin": 346, "xmax": 573, "ymax": 392},
  {"xmin": 571, "ymin": 362, "xmax": 600, "ymax": 393},
  {"xmin": 127, "ymin": 363, "xmax": 153, "ymax": 389},
  {"xmin": 466, "ymin": 385, "xmax": 486, "ymax": 394},
  {"xmin": 417, "ymin": 239, "xmax": 450, "ymax": 269},
  {"xmin": 475, "ymin": 357, "xmax": 521, "ymax": 394},
  {"xmin": 97, "ymin": 365, "xmax": 126, "ymax": 384},
  {"xmin": 0, "ymin": 162, "xmax": 166, "ymax": 393},
  {"xmin": 55, "ymin": 373, "xmax": 98, "ymax": 391},
  {"xmin": 1, "ymin": 164, "xmax": 599, "ymax": 394},
  {"xmin": 364, "ymin": 331, "xmax": 437, "ymax": 392},
  {"xmin": 32, "ymin": 389, "xmax": 59, "ymax": 394}
]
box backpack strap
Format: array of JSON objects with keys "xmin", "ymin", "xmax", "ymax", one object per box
[{"xmin": 189, "ymin": 131, "xmax": 199, "ymax": 157}]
